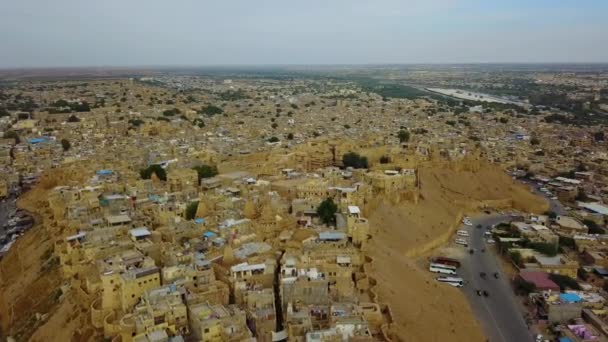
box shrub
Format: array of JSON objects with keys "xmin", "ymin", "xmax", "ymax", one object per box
[
  {"xmin": 185, "ymin": 201, "xmax": 199, "ymax": 220},
  {"xmin": 193, "ymin": 165, "xmax": 218, "ymax": 184},
  {"xmin": 60, "ymin": 138, "xmax": 71, "ymax": 151},
  {"xmin": 342, "ymin": 152, "xmax": 368, "ymax": 169},
  {"xmin": 140, "ymin": 164, "xmax": 167, "ymax": 181},
  {"xmin": 398, "ymin": 130, "xmax": 410, "ymax": 143}
]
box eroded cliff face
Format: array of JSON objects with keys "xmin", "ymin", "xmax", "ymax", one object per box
[{"xmin": 363, "ymin": 160, "xmax": 547, "ymax": 342}]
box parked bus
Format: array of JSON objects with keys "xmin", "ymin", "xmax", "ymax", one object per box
[
  {"xmin": 436, "ymin": 276, "xmax": 464, "ymax": 287},
  {"xmin": 455, "ymin": 238, "xmax": 468, "ymax": 246},
  {"xmin": 429, "ymin": 263, "xmax": 457, "ymax": 275},
  {"xmin": 433, "ymin": 256, "xmax": 461, "ymax": 268}
]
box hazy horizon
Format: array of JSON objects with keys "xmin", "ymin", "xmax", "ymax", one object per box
[{"xmin": 2, "ymin": 0, "xmax": 607, "ymax": 68}]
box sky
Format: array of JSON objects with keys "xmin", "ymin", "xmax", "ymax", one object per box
[{"xmin": 1, "ymin": 0, "xmax": 607, "ymax": 68}]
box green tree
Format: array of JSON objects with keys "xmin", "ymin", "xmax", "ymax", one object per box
[
  {"xmin": 198, "ymin": 105, "xmax": 223, "ymax": 116},
  {"xmin": 530, "ymin": 137, "xmax": 540, "ymax": 145},
  {"xmin": 317, "ymin": 198, "xmax": 338, "ymax": 226},
  {"xmin": 398, "ymin": 129, "xmax": 410, "ymax": 143},
  {"xmin": 342, "ymin": 152, "xmax": 368, "ymax": 169},
  {"xmin": 67, "ymin": 114, "xmax": 80, "ymax": 122},
  {"xmin": 510, "ymin": 251, "xmax": 523, "ymax": 267},
  {"xmin": 185, "ymin": 201, "xmax": 199, "ymax": 220},
  {"xmin": 499, "ymin": 117, "xmax": 509, "ymax": 124},
  {"xmin": 60, "ymin": 138, "xmax": 71, "ymax": 151},
  {"xmin": 268, "ymin": 136, "xmax": 279, "ymax": 143},
  {"xmin": 193, "ymin": 165, "xmax": 218, "ymax": 184},
  {"xmin": 287, "ymin": 133, "xmax": 294, "ymax": 140},
  {"xmin": 140, "ymin": 164, "xmax": 167, "ymax": 181},
  {"xmin": 3, "ymin": 130, "xmax": 20, "ymax": 144}
]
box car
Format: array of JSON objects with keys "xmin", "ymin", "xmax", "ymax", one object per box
[
  {"xmin": 481, "ymin": 248, "xmax": 485, "ymax": 253},
  {"xmin": 551, "ymin": 196, "xmax": 558, "ymax": 200},
  {"xmin": 469, "ymin": 249, "xmax": 474, "ymax": 254},
  {"xmin": 479, "ymin": 272, "xmax": 486, "ymax": 278},
  {"xmin": 483, "ymin": 290, "xmax": 489, "ymax": 297},
  {"xmin": 493, "ymin": 272, "xmax": 499, "ymax": 279},
  {"xmin": 476, "ymin": 290, "xmax": 482, "ymax": 296},
  {"xmin": 476, "ymin": 224, "xmax": 482, "ymax": 229},
  {"xmin": 484, "ymin": 210, "xmax": 491, "ymax": 214},
  {"xmin": 486, "ymin": 239, "xmax": 496, "ymax": 244}
]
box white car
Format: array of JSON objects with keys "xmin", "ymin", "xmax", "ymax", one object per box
[{"xmin": 486, "ymin": 239, "xmax": 496, "ymax": 244}]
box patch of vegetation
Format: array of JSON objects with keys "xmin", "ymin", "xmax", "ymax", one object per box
[
  {"xmin": 198, "ymin": 105, "xmax": 223, "ymax": 116},
  {"xmin": 60, "ymin": 138, "xmax": 71, "ymax": 151},
  {"xmin": 342, "ymin": 152, "xmax": 368, "ymax": 169},
  {"xmin": 398, "ymin": 129, "xmax": 410, "ymax": 143},
  {"xmin": 317, "ymin": 197, "xmax": 338, "ymax": 226},
  {"xmin": 217, "ymin": 89, "xmax": 249, "ymax": 101},
  {"xmin": 140, "ymin": 164, "xmax": 167, "ymax": 181},
  {"xmin": 185, "ymin": 201, "xmax": 199, "ymax": 220},
  {"xmin": 128, "ymin": 118, "xmax": 144, "ymax": 127},
  {"xmin": 3, "ymin": 130, "xmax": 20, "ymax": 144},
  {"xmin": 163, "ymin": 108, "xmax": 181, "ymax": 116},
  {"xmin": 193, "ymin": 118, "xmax": 205, "ymax": 128},
  {"xmin": 193, "ymin": 165, "xmax": 218, "ymax": 184}
]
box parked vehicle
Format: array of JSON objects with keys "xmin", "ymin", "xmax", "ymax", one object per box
[
  {"xmin": 493, "ymin": 272, "xmax": 499, "ymax": 279},
  {"xmin": 429, "ymin": 263, "xmax": 457, "ymax": 275},
  {"xmin": 436, "ymin": 276, "xmax": 464, "ymax": 287},
  {"xmin": 457, "ymin": 230, "xmax": 469, "ymax": 237},
  {"xmin": 432, "ymin": 257, "xmax": 461, "ymax": 268},
  {"xmin": 455, "ymin": 238, "xmax": 468, "ymax": 246}
]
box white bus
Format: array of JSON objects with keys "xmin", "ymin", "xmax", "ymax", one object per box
[
  {"xmin": 456, "ymin": 230, "xmax": 469, "ymax": 237},
  {"xmin": 455, "ymin": 238, "xmax": 468, "ymax": 246},
  {"xmin": 436, "ymin": 276, "xmax": 464, "ymax": 287},
  {"xmin": 429, "ymin": 263, "xmax": 457, "ymax": 275}
]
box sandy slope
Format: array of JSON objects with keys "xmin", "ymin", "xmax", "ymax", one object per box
[
  {"xmin": 0, "ymin": 165, "xmax": 93, "ymax": 341},
  {"xmin": 364, "ymin": 161, "xmax": 547, "ymax": 342}
]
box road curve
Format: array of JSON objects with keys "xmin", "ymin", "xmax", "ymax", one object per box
[{"xmin": 458, "ymin": 214, "xmax": 533, "ymax": 342}]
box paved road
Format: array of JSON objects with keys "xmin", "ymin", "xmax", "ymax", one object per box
[
  {"xmin": 458, "ymin": 214, "xmax": 533, "ymax": 342},
  {"xmin": 519, "ymin": 180, "xmax": 567, "ymax": 216}
]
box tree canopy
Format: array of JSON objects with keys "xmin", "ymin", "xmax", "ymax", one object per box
[
  {"xmin": 193, "ymin": 165, "xmax": 218, "ymax": 184},
  {"xmin": 60, "ymin": 138, "xmax": 71, "ymax": 151},
  {"xmin": 140, "ymin": 164, "xmax": 167, "ymax": 181},
  {"xmin": 317, "ymin": 198, "xmax": 338, "ymax": 226},
  {"xmin": 185, "ymin": 201, "xmax": 199, "ymax": 220},
  {"xmin": 342, "ymin": 152, "xmax": 368, "ymax": 169},
  {"xmin": 3, "ymin": 130, "xmax": 20, "ymax": 144},
  {"xmin": 398, "ymin": 129, "xmax": 410, "ymax": 143},
  {"xmin": 198, "ymin": 105, "xmax": 223, "ymax": 116}
]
